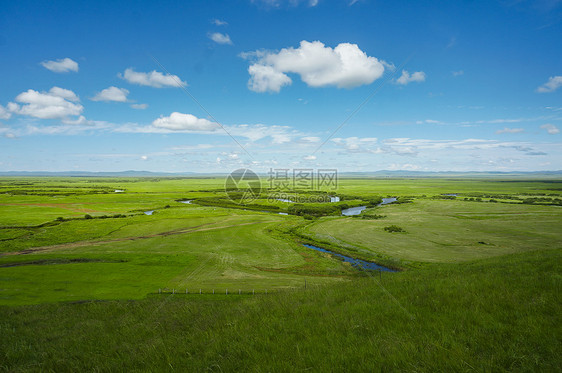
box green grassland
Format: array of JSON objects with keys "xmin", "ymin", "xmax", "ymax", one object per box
[
  {"xmin": 303, "ymin": 200, "xmax": 562, "ymax": 263},
  {"xmin": 0, "ymin": 207, "xmax": 350, "ymax": 305},
  {"xmin": 1, "ymin": 248, "xmax": 559, "ymax": 371},
  {"xmin": 0, "ymin": 176, "xmax": 561, "ymax": 370}
]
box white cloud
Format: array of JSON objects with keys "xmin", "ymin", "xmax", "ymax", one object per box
[
  {"xmin": 228, "ymin": 124, "xmax": 294, "ymax": 144},
  {"xmin": 48, "ymin": 87, "xmax": 80, "ymax": 102},
  {"xmin": 300, "ymin": 136, "xmax": 321, "ymax": 143},
  {"xmin": 119, "ymin": 68, "xmax": 186, "ymax": 88},
  {"xmin": 496, "ymin": 127, "xmax": 524, "ymax": 134},
  {"xmin": 537, "ymin": 76, "xmax": 562, "ymax": 93},
  {"xmin": 40, "ymin": 58, "xmax": 79, "ymax": 73},
  {"xmin": 0, "ymin": 105, "xmax": 11, "ymax": 120},
  {"xmin": 123, "ymin": 119, "xmax": 298, "ymax": 145},
  {"xmin": 60, "ymin": 115, "xmax": 105, "ymax": 126},
  {"xmin": 416, "ymin": 119, "xmax": 441, "ymax": 124},
  {"xmin": 91, "ymin": 86, "xmax": 129, "ymax": 102},
  {"xmin": 332, "ymin": 137, "xmax": 380, "ymax": 153},
  {"xmin": 141, "ymin": 155, "xmax": 148, "ymax": 161},
  {"xmin": 152, "ymin": 112, "xmax": 219, "ymax": 131},
  {"xmin": 244, "ymin": 40, "xmax": 385, "ymax": 92},
  {"xmin": 303, "ymin": 155, "xmax": 317, "ymax": 160},
  {"xmin": 388, "ymin": 163, "xmax": 421, "ymax": 171},
  {"xmin": 10, "ymin": 87, "xmax": 83, "ymax": 119},
  {"xmin": 452, "ymin": 70, "xmax": 464, "ymax": 76},
  {"xmin": 247, "ymin": 64, "xmax": 292, "ymax": 93},
  {"xmin": 396, "ymin": 70, "xmax": 426, "ymax": 85},
  {"xmin": 540, "ymin": 123, "xmax": 560, "ymax": 134},
  {"xmin": 131, "ymin": 103, "xmax": 148, "ymax": 110},
  {"xmin": 251, "ymin": 0, "xmax": 317, "ymax": 7},
  {"xmin": 209, "ymin": 32, "xmax": 233, "ymax": 45},
  {"xmin": 212, "ymin": 19, "xmax": 228, "ymax": 26}
]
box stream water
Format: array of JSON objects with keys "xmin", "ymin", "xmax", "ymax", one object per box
[
  {"xmin": 303, "ymin": 244, "xmax": 396, "ymax": 272},
  {"xmin": 341, "ymin": 197, "xmax": 398, "ymax": 216}
]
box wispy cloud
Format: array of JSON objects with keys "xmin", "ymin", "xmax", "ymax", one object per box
[
  {"xmin": 208, "ymin": 32, "xmax": 233, "ymax": 45},
  {"xmin": 537, "ymin": 76, "xmax": 562, "ymax": 93},
  {"xmin": 395, "ymin": 70, "xmax": 426, "ymax": 85},
  {"xmin": 130, "ymin": 103, "xmax": 148, "ymax": 110},
  {"xmin": 118, "ymin": 68, "xmax": 187, "ymax": 88},
  {"xmin": 0, "ymin": 105, "xmax": 11, "ymax": 120},
  {"xmin": 212, "ymin": 19, "xmax": 228, "ymax": 26},
  {"xmin": 540, "ymin": 123, "xmax": 560, "ymax": 134},
  {"xmin": 496, "ymin": 127, "xmax": 524, "ymax": 134},
  {"xmin": 251, "ymin": 0, "xmax": 319, "ymax": 8},
  {"xmin": 40, "ymin": 58, "xmax": 79, "ymax": 73}
]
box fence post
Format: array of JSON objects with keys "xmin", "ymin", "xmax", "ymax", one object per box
[
  {"xmin": 239, "ymin": 289, "xmax": 241, "ymax": 295},
  {"xmin": 159, "ymin": 288, "xmax": 161, "ymax": 294},
  {"xmin": 226, "ymin": 289, "xmax": 228, "ymax": 295},
  {"xmin": 200, "ymin": 289, "xmax": 201, "ymax": 294},
  {"xmin": 186, "ymin": 288, "xmax": 188, "ymax": 294},
  {"xmin": 213, "ymin": 289, "xmax": 215, "ymax": 294},
  {"xmin": 173, "ymin": 289, "xmax": 175, "ymax": 294}
]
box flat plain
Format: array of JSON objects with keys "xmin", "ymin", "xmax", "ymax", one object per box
[{"xmin": 0, "ymin": 176, "xmax": 560, "ymax": 371}]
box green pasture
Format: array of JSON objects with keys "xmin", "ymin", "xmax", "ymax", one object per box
[
  {"xmin": 0, "ymin": 209, "xmax": 349, "ymax": 305},
  {"xmin": 1, "ymin": 176, "xmax": 561, "ymax": 307},
  {"xmin": 304, "ymin": 199, "xmax": 562, "ymax": 263},
  {"xmin": 0, "ymin": 248, "xmax": 559, "ymax": 371},
  {"xmin": 0, "ymin": 176, "xmax": 561, "ymax": 370}
]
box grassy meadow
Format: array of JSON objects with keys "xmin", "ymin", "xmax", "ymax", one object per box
[{"xmin": 0, "ymin": 175, "xmax": 561, "ymax": 371}]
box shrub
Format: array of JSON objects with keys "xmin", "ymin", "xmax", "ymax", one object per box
[
  {"xmin": 84, "ymin": 214, "xmax": 93, "ymax": 219},
  {"xmin": 359, "ymin": 214, "xmax": 386, "ymax": 220},
  {"xmin": 384, "ymin": 225, "xmax": 405, "ymax": 233}
]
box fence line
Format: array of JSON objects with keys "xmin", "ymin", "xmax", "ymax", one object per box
[
  {"xmin": 156, "ymin": 270, "xmax": 386, "ymax": 296},
  {"xmin": 157, "ymin": 288, "xmax": 278, "ymax": 295}
]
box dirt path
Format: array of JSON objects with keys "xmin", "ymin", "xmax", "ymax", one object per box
[{"xmin": 1, "ymin": 220, "xmax": 276, "ymax": 256}]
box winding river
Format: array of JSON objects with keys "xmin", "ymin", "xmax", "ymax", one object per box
[
  {"xmin": 303, "ymin": 244, "xmax": 396, "ymax": 272},
  {"xmin": 341, "ymin": 197, "xmax": 397, "ymax": 216}
]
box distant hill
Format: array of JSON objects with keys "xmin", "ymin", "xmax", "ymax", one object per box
[
  {"xmin": 338, "ymin": 170, "xmax": 562, "ymax": 178},
  {"xmin": 0, "ymin": 170, "xmax": 198, "ymax": 177},
  {"xmin": 0, "ymin": 170, "xmax": 560, "ymax": 178}
]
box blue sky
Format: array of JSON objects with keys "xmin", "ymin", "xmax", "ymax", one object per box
[{"xmin": 0, "ymin": 0, "xmax": 561, "ymax": 173}]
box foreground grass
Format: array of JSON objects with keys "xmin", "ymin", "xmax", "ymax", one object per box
[{"xmin": 1, "ymin": 248, "xmax": 560, "ymax": 372}]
